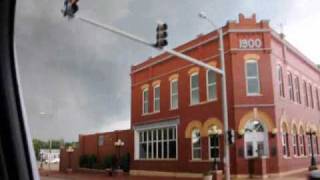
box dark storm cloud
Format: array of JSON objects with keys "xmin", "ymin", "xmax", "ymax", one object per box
[{"xmin": 15, "ymin": 0, "xmax": 320, "ymax": 141}]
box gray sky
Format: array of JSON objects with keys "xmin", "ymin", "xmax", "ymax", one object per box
[{"xmin": 15, "ymin": 0, "xmax": 320, "ymax": 141}]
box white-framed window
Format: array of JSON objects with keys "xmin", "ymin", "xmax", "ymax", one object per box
[
  {"xmin": 277, "ymin": 65, "xmax": 285, "ymax": 97},
  {"xmin": 309, "ymin": 84, "xmax": 314, "ymax": 109},
  {"xmin": 98, "ymin": 135, "xmax": 104, "ymax": 146},
  {"xmin": 138, "ymin": 126, "xmax": 177, "ymax": 160},
  {"xmin": 292, "ymin": 126, "xmax": 298, "ymax": 156},
  {"xmin": 207, "ymin": 70, "xmax": 217, "ymax": 101},
  {"xmin": 190, "ymin": 73, "xmax": 200, "ymax": 105},
  {"xmin": 142, "ymin": 88, "xmax": 149, "ymax": 114},
  {"xmin": 308, "ymin": 134, "xmax": 312, "ymax": 156},
  {"xmin": 304, "ymin": 81, "xmax": 309, "ymax": 107},
  {"xmin": 281, "ymin": 123, "xmax": 290, "ymax": 157},
  {"xmin": 170, "ymin": 80, "xmax": 178, "ymax": 109},
  {"xmin": 287, "ymin": 72, "xmax": 295, "ymax": 101},
  {"xmin": 299, "ymin": 127, "xmax": 306, "ymax": 156},
  {"xmin": 245, "ymin": 60, "xmax": 260, "ymax": 95},
  {"xmin": 294, "ymin": 76, "xmax": 301, "ymax": 104},
  {"xmin": 316, "ymin": 88, "xmax": 320, "ymax": 111},
  {"xmin": 209, "ymin": 134, "xmax": 220, "ymax": 159},
  {"xmin": 191, "ymin": 129, "xmax": 201, "ymax": 159},
  {"xmin": 153, "ymin": 85, "xmax": 160, "ymax": 112}
]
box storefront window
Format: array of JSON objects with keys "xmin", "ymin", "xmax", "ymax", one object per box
[{"xmin": 138, "ymin": 126, "xmax": 177, "ymax": 159}]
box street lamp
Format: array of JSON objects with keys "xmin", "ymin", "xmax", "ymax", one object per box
[
  {"xmin": 208, "ymin": 126, "xmax": 223, "ymax": 171},
  {"xmin": 306, "ymin": 130, "xmax": 318, "ymax": 171},
  {"xmin": 114, "ymin": 139, "xmax": 125, "ymax": 169},
  {"xmin": 198, "ymin": 11, "xmax": 231, "ymax": 180}
]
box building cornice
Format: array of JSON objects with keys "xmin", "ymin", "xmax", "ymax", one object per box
[
  {"xmin": 270, "ymin": 30, "xmax": 320, "ymax": 76},
  {"xmin": 131, "ymin": 28, "xmax": 270, "ymax": 74}
]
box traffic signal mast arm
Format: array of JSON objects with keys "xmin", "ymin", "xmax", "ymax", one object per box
[{"xmin": 77, "ymin": 16, "xmax": 224, "ymax": 75}]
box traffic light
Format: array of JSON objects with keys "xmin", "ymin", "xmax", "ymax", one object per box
[
  {"xmin": 154, "ymin": 22, "xmax": 168, "ymax": 48},
  {"xmin": 63, "ymin": 0, "xmax": 79, "ymax": 18},
  {"xmin": 227, "ymin": 129, "xmax": 235, "ymax": 145}
]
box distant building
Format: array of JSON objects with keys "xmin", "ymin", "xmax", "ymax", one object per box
[
  {"xmin": 40, "ymin": 149, "xmax": 60, "ymax": 162},
  {"xmin": 77, "ymin": 14, "xmax": 320, "ymax": 178}
]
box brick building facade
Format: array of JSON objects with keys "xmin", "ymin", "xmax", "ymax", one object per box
[
  {"xmin": 130, "ymin": 13, "xmax": 320, "ymax": 177},
  {"xmin": 76, "ymin": 14, "xmax": 320, "ymax": 178}
]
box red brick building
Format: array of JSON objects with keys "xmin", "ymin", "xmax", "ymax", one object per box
[
  {"xmin": 76, "ymin": 14, "xmax": 320, "ymax": 178},
  {"xmin": 129, "ymin": 13, "xmax": 320, "ymax": 178},
  {"xmin": 78, "ymin": 130, "xmax": 133, "ymax": 163}
]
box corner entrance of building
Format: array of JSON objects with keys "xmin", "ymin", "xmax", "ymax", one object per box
[
  {"xmin": 244, "ymin": 120, "xmax": 269, "ymax": 177},
  {"xmin": 244, "ymin": 120, "xmax": 268, "ymax": 158}
]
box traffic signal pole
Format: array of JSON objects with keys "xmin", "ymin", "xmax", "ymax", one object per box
[
  {"xmin": 78, "ymin": 16, "xmax": 224, "ymax": 75},
  {"xmin": 74, "ymin": 15, "xmax": 230, "ymax": 180}
]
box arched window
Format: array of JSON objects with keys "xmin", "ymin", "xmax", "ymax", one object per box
[
  {"xmin": 299, "ymin": 127, "xmax": 306, "ymax": 156},
  {"xmin": 307, "ymin": 128, "xmax": 312, "ymax": 156},
  {"xmin": 191, "ymin": 128, "xmax": 201, "ymax": 159},
  {"xmin": 281, "ymin": 123, "xmax": 290, "ymax": 157},
  {"xmin": 292, "ymin": 125, "xmax": 299, "ymax": 156},
  {"xmin": 244, "ymin": 120, "xmax": 268, "ymax": 158},
  {"xmin": 208, "ymin": 125, "xmax": 221, "ymax": 160}
]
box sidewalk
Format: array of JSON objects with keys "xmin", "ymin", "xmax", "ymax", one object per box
[
  {"xmin": 41, "ymin": 171, "xmax": 201, "ymax": 180},
  {"xmin": 40, "ymin": 170, "xmax": 308, "ymax": 180}
]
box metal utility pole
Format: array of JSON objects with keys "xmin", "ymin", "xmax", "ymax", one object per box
[{"xmin": 199, "ymin": 12, "xmax": 230, "ymax": 180}]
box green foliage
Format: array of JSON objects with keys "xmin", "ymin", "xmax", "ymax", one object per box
[
  {"xmin": 102, "ymin": 154, "xmax": 117, "ymax": 169},
  {"xmin": 79, "ymin": 155, "xmax": 89, "ymax": 168},
  {"xmin": 88, "ymin": 154, "xmax": 97, "ymax": 168},
  {"xmin": 79, "ymin": 154, "xmax": 97, "ymax": 169},
  {"xmin": 119, "ymin": 153, "xmax": 130, "ymax": 172},
  {"xmin": 102, "ymin": 155, "xmax": 113, "ymax": 169}
]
